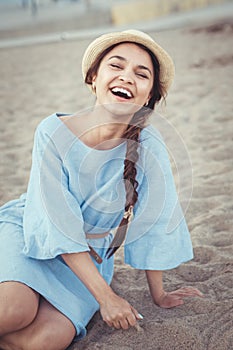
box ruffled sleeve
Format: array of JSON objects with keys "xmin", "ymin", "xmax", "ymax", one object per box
[
  {"xmin": 23, "ymin": 117, "xmax": 89, "ymax": 259},
  {"xmin": 124, "ymin": 126, "xmax": 193, "ymax": 270}
]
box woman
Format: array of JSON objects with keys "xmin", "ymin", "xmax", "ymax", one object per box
[{"xmin": 0, "ymin": 30, "xmax": 203, "ymax": 350}]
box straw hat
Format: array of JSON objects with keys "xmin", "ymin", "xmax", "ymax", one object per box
[{"xmin": 82, "ymin": 29, "xmax": 175, "ymax": 93}]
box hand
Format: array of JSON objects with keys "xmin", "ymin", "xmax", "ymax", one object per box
[
  {"xmin": 99, "ymin": 292, "xmax": 142, "ymax": 330},
  {"xmin": 155, "ymin": 286, "xmax": 204, "ymax": 309}
]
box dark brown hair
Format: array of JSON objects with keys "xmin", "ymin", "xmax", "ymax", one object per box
[{"xmin": 85, "ymin": 42, "xmax": 166, "ymax": 258}]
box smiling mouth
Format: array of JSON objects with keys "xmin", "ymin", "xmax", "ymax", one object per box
[{"xmin": 111, "ymin": 87, "xmax": 133, "ymax": 100}]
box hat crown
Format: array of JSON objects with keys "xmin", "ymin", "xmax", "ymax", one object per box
[{"xmin": 119, "ymin": 29, "xmax": 155, "ymax": 41}]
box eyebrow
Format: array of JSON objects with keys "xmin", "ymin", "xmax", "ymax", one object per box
[{"xmin": 108, "ymin": 55, "xmax": 152, "ymax": 76}]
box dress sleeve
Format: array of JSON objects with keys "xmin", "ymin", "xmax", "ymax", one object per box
[
  {"xmin": 124, "ymin": 127, "xmax": 193, "ymax": 270},
  {"xmin": 23, "ymin": 119, "xmax": 89, "ymax": 259}
]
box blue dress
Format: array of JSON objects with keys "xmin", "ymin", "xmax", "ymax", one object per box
[{"xmin": 0, "ymin": 113, "xmax": 193, "ymax": 339}]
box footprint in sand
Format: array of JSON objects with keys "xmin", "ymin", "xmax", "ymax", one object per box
[
  {"xmin": 210, "ymin": 233, "xmax": 233, "ymax": 248},
  {"xmin": 193, "ymin": 246, "xmax": 215, "ymax": 264},
  {"xmin": 176, "ymin": 264, "xmax": 214, "ymax": 282}
]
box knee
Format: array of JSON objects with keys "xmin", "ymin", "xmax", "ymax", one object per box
[{"xmin": 0, "ymin": 299, "xmax": 38, "ymax": 335}]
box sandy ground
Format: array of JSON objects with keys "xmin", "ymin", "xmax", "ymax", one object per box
[{"xmin": 0, "ymin": 13, "xmax": 233, "ymax": 350}]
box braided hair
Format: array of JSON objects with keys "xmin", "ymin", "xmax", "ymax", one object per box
[{"xmin": 85, "ymin": 42, "xmax": 166, "ymax": 258}]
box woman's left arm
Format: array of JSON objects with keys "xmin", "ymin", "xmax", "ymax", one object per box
[{"xmin": 145, "ymin": 270, "xmax": 204, "ymax": 308}]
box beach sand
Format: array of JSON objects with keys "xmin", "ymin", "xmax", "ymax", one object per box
[{"xmin": 0, "ymin": 15, "xmax": 232, "ymax": 350}]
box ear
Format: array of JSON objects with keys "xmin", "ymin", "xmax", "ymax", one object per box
[
  {"xmin": 92, "ymin": 76, "xmax": 97, "ymax": 93},
  {"xmin": 144, "ymin": 94, "xmax": 151, "ymax": 107},
  {"xmin": 148, "ymin": 91, "xmax": 152, "ymax": 101},
  {"xmin": 146, "ymin": 91, "xmax": 153, "ymax": 105}
]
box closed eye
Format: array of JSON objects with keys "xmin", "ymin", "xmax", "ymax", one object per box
[
  {"xmin": 110, "ymin": 63, "xmax": 122, "ymax": 69},
  {"xmin": 136, "ymin": 72, "xmax": 149, "ymax": 79}
]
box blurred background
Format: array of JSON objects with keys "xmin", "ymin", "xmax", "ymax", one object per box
[
  {"xmin": 0, "ymin": 0, "xmax": 114, "ymax": 38},
  {"xmin": 0, "ymin": 0, "xmax": 232, "ymax": 42}
]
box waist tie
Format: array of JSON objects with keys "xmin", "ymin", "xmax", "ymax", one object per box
[
  {"xmin": 86, "ymin": 232, "xmax": 110, "ymax": 240},
  {"xmin": 86, "ymin": 232, "xmax": 110, "ymax": 264}
]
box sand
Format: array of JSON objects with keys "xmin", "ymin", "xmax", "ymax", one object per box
[{"xmin": 0, "ymin": 14, "xmax": 232, "ymax": 350}]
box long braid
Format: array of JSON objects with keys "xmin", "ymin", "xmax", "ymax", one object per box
[
  {"xmin": 123, "ymin": 126, "xmax": 141, "ymax": 208},
  {"xmin": 105, "ymin": 113, "xmax": 147, "ymax": 258}
]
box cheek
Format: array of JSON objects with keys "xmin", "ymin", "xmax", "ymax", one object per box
[
  {"xmin": 95, "ymin": 70, "xmax": 111, "ymax": 89},
  {"xmin": 139, "ymin": 82, "xmax": 153, "ymax": 97},
  {"xmin": 146, "ymin": 78, "xmax": 154, "ymax": 95}
]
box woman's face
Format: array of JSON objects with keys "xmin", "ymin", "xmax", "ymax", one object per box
[{"xmin": 92, "ymin": 43, "xmax": 154, "ymax": 116}]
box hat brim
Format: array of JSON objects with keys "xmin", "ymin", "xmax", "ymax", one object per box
[{"xmin": 82, "ymin": 29, "xmax": 175, "ymax": 93}]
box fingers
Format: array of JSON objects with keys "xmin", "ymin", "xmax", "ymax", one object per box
[
  {"xmin": 188, "ymin": 287, "xmax": 204, "ymax": 297},
  {"xmin": 113, "ymin": 320, "xmax": 121, "ymax": 329},
  {"xmin": 109, "ymin": 317, "xmax": 132, "ymax": 330},
  {"xmin": 131, "ymin": 306, "xmax": 143, "ymax": 322},
  {"xmin": 115, "ymin": 309, "xmax": 138, "ymax": 330},
  {"xmin": 158, "ymin": 286, "xmax": 204, "ymax": 309},
  {"xmin": 170, "ymin": 287, "xmax": 204, "ymax": 298},
  {"xmin": 105, "ymin": 308, "xmax": 143, "ymax": 330},
  {"xmin": 119, "ymin": 317, "xmax": 132, "ymax": 330},
  {"xmin": 104, "ymin": 318, "xmax": 114, "ymax": 328}
]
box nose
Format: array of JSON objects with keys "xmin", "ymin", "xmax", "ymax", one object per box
[{"xmin": 118, "ymin": 70, "xmax": 134, "ymax": 84}]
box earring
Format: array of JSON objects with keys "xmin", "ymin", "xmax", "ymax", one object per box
[
  {"xmin": 144, "ymin": 100, "xmax": 149, "ymax": 107},
  {"xmin": 92, "ymin": 81, "xmax": 96, "ymax": 92}
]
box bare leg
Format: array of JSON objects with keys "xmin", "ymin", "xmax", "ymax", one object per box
[
  {"xmin": 0, "ymin": 281, "xmax": 39, "ymax": 336},
  {"xmin": 0, "ymin": 298, "xmax": 76, "ymax": 350}
]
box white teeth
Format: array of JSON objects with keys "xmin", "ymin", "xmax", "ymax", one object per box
[{"xmin": 111, "ymin": 87, "xmax": 132, "ymax": 98}]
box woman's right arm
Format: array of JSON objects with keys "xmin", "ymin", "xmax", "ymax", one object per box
[{"xmin": 61, "ymin": 252, "xmax": 141, "ymax": 330}]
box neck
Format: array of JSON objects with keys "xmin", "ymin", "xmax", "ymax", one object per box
[{"xmin": 81, "ymin": 104, "xmax": 134, "ymax": 149}]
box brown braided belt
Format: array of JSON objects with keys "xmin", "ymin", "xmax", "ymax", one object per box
[{"xmin": 86, "ymin": 232, "xmax": 110, "ymax": 264}]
